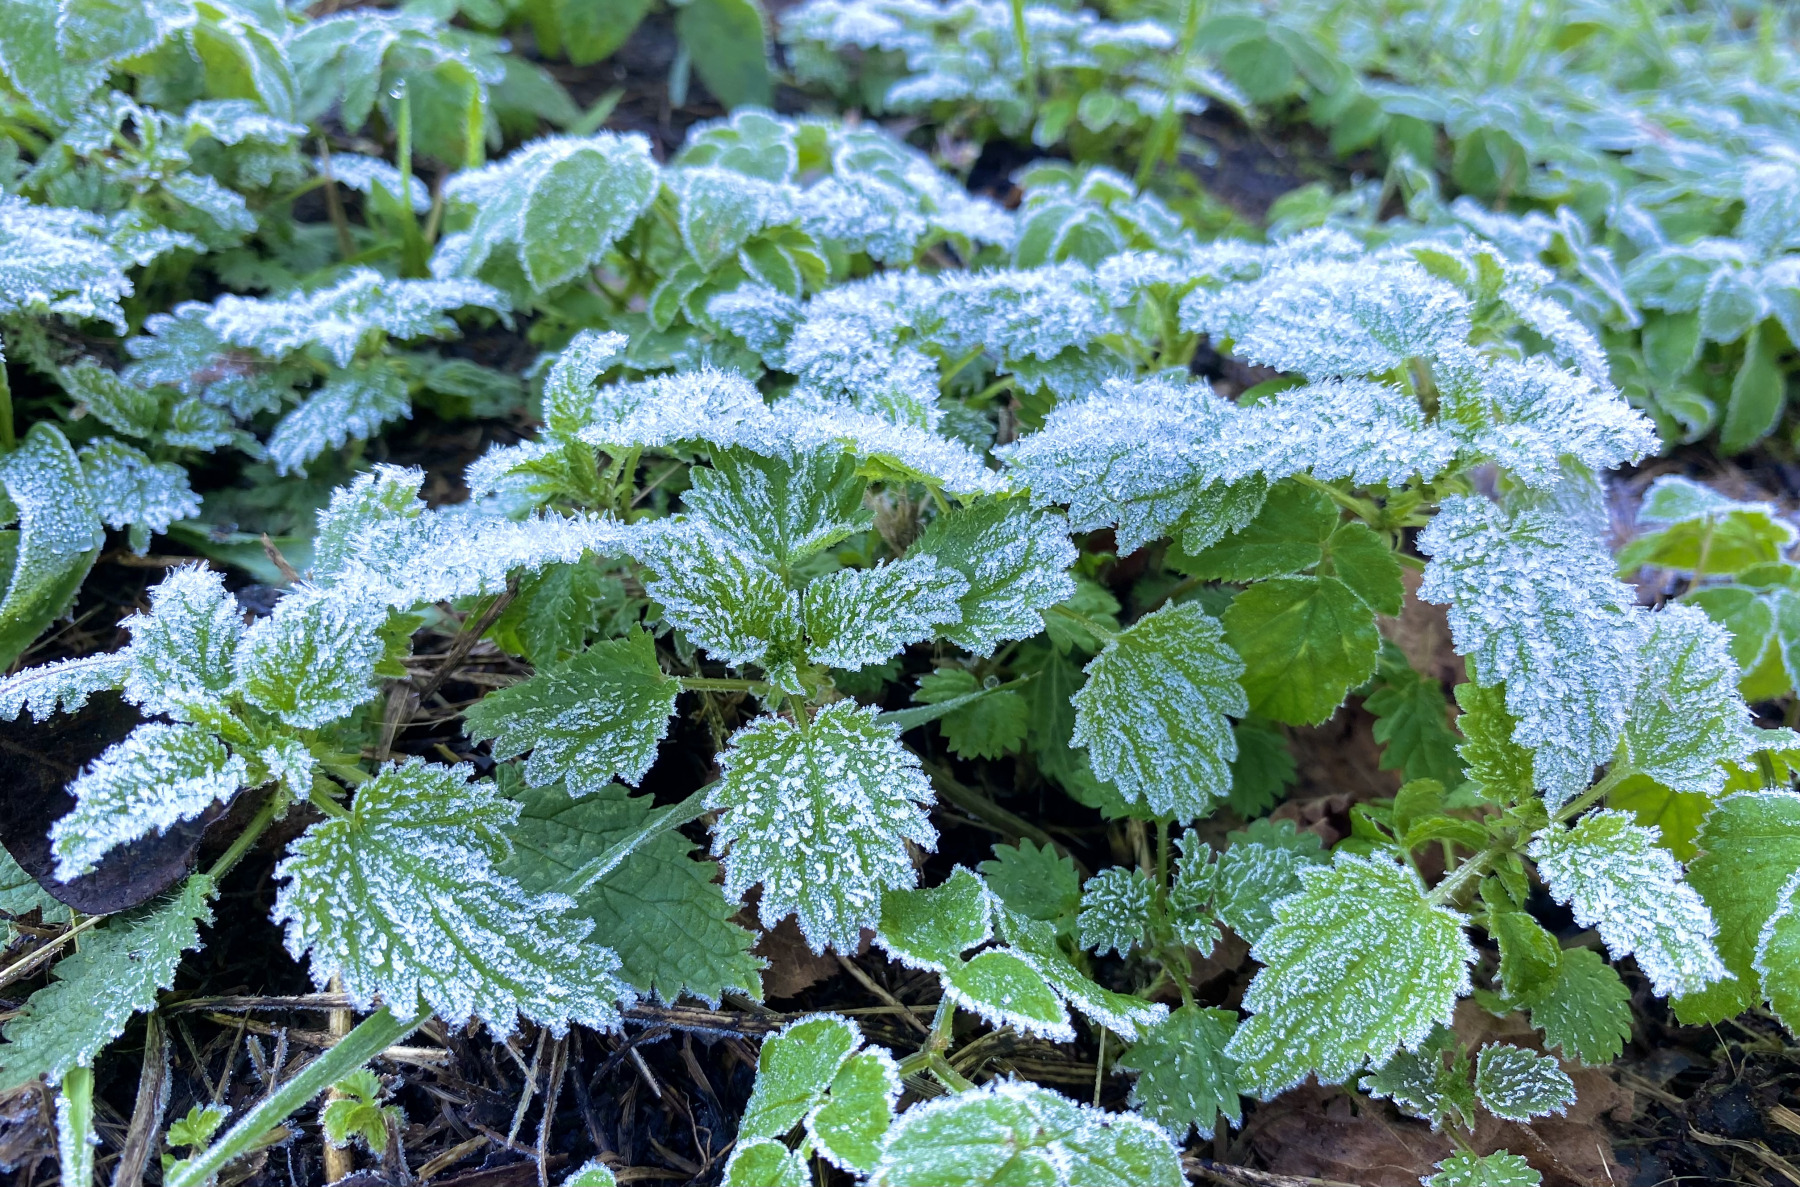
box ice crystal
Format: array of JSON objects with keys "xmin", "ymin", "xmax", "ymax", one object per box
[
  {"xmin": 0, "ymin": 652, "xmax": 127, "ymax": 722},
  {"xmin": 1224, "ymin": 379, "xmax": 1461, "ymax": 489},
  {"xmin": 310, "ymin": 465, "xmax": 429, "ymax": 580},
  {"xmin": 709, "ymin": 702, "xmax": 936, "ymax": 953},
  {"xmin": 266, "ymin": 364, "xmax": 411, "ymax": 475},
  {"xmin": 875, "ymin": 867, "xmax": 993, "ymax": 972},
  {"xmin": 1227, "ymin": 854, "xmax": 1475, "ymax": 1098},
  {"xmin": 1076, "ymin": 867, "xmax": 1152, "ymax": 957},
  {"xmin": 77, "ymin": 438, "xmax": 200, "ymax": 539},
  {"xmin": 634, "ymin": 519, "xmax": 800, "ymax": 676},
  {"xmin": 539, "ymin": 330, "xmax": 628, "ymax": 436},
  {"xmin": 1418, "ymin": 496, "xmax": 1644, "ymax": 807},
  {"xmin": 800, "ymin": 557, "xmax": 966, "ymax": 670},
  {"xmin": 1212, "ymin": 819, "xmax": 1329, "ymax": 947},
  {"xmin": 1425, "ymin": 1151, "xmax": 1541, "ymax": 1187},
  {"xmin": 1528, "ymin": 811, "xmax": 1727, "ymax": 998},
  {"xmin": 52, "ymin": 723, "xmax": 246, "ymax": 879},
  {"xmin": 206, "ymin": 268, "xmax": 509, "ymax": 367},
  {"xmin": 120, "ymin": 564, "xmax": 241, "ymax": 721},
  {"xmin": 1472, "ymin": 1044, "xmax": 1576, "ymax": 1122},
  {"xmin": 318, "ymin": 152, "xmax": 429, "ymax": 213},
  {"xmin": 273, "ymin": 759, "xmax": 630, "ymax": 1034},
  {"xmin": 1621, "ymin": 605, "xmax": 1769, "ymax": 796},
  {"xmin": 1073, "ymin": 601, "xmax": 1248, "ymax": 821},
  {"xmin": 0, "ymin": 876, "xmax": 213, "ymax": 1091},
  {"xmin": 683, "ymin": 447, "xmax": 872, "ymax": 568},
  {"xmin": 908, "ymin": 501, "xmax": 1077, "ymax": 656},
  {"xmin": 233, "ymin": 585, "xmax": 389, "ymax": 729},
  {"xmin": 0, "ymin": 196, "xmax": 133, "ymax": 330},
  {"xmin": 941, "ymin": 949, "xmax": 1072, "ymax": 1040}
]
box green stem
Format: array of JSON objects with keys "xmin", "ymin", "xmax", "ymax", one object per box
[
  {"xmin": 1010, "ymin": 0, "xmax": 1032, "ymax": 95},
  {"xmin": 1552, "ymin": 763, "xmax": 1634, "ymax": 825},
  {"xmin": 928, "ymin": 1053, "xmax": 976, "ymax": 1092},
  {"xmin": 0, "ymin": 349, "xmax": 14, "ymax": 452},
  {"xmin": 678, "ymin": 676, "xmax": 759, "ymax": 693},
  {"xmin": 1426, "ymin": 842, "xmax": 1507, "ymax": 908},
  {"xmin": 1293, "ymin": 472, "xmax": 1382, "ymax": 524},
  {"xmin": 1046, "ymin": 603, "xmax": 1118, "ymax": 642},
  {"xmin": 58, "ymin": 1066, "xmax": 95, "ymax": 1187},
  {"xmin": 165, "ymin": 1008, "xmax": 421, "ymax": 1187},
  {"xmin": 206, "ymin": 790, "xmax": 290, "ymax": 881}
]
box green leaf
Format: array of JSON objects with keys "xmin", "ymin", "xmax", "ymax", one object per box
[
  {"xmin": 1322, "ymin": 520, "xmax": 1404, "ymax": 616},
  {"xmin": 909, "ymin": 500, "xmax": 1077, "ymax": 656},
  {"xmin": 1621, "ymin": 605, "xmax": 1769, "ymax": 796},
  {"xmin": 563, "ymin": 1160, "xmax": 620, "ymax": 1187},
  {"xmin": 1754, "ymin": 879, "xmax": 1800, "ymax": 1033},
  {"xmin": 1674, "ymin": 790, "xmax": 1800, "ymax": 1025},
  {"xmin": 164, "ymin": 1105, "xmax": 227, "ymax": 1151},
  {"xmin": 1224, "ymin": 575, "xmax": 1379, "ymax": 725},
  {"xmin": 1042, "ymin": 577, "xmax": 1121, "ymax": 655},
  {"xmin": 0, "ymin": 846, "xmax": 67, "ymax": 937},
  {"xmin": 465, "ymin": 630, "xmax": 678, "ymax": 797},
  {"xmin": 120, "ymin": 565, "xmax": 242, "ymax": 723},
  {"xmin": 1425, "ymin": 1151, "xmax": 1541, "ymax": 1187},
  {"xmin": 1359, "ymin": 1027, "xmax": 1475, "ymax": 1131},
  {"xmin": 1118, "ymin": 1004, "xmax": 1242, "ymax": 1141},
  {"xmin": 868, "ymin": 1080, "xmax": 1183, "ymax": 1187},
  {"xmin": 1487, "ymin": 907, "xmax": 1561, "ymax": 1004},
  {"xmin": 1609, "ymin": 773, "xmax": 1710, "ymax": 861},
  {"xmin": 1173, "ymin": 482, "xmax": 1336, "ymax": 582},
  {"xmin": 1228, "ymin": 717, "xmax": 1296, "ymax": 816},
  {"xmin": 943, "ymin": 950, "xmax": 1071, "ymax": 1040},
  {"xmin": 1367, "ymin": 654, "xmax": 1466, "ymax": 788},
  {"xmin": 1527, "ymin": 947, "xmax": 1632, "ymax": 1065},
  {"xmin": 0, "ymin": 423, "xmax": 103, "ymax": 670},
  {"xmin": 1453, "ymin": 681, "xmax": 1534, "ymax": 804},
  {"xmin": 994, "ymin": 910, "xmax": 1168, "ymax": 1040},
  {"xmin": 1072, "ymin": 601, "xmax": 1248, "ymax": 820},
  {"xmin": 1473, "ymin": 1044, "xmax": 1576, "ymax": 1121},
  {"xmin": 235, "ymin": 588, "xmax": 390, "ymax": 729},
  {"xmin": 499, "ymin": 778, "xmax": 763, "ymax": 1003},
  {"xmin": 321, "ymin": 1069, "xmax": 397, "ymax": 1153},
  {"xmin": 1528, "ymin": 811, "xmax": 1726, "ymax": 999},
  {"xmin": 51, "ymin": 722, "xmax": 247, "ymax": 880},
  {"xmin": 0, "ymin": 0, "xmax": 104, "ymax": 121},
  {"xmin": 1213, "ymin": 818, "xmax": 1328, "ymax": 947},
  {"xmin": 1618, "ymin": 475, "xmax": 1797, "ymax": 577},
  {"xmin": 913, "ymin": 669, "xmax": 1028, "ymax": 760},
  {"xmin": 740, "ymin": 1013, "xmax": 859, "ymax": 1140},
  {"xmin": 0, "ymin": 875, "xmax": 214, "ymax": 1092},
  {"xmin": 1017, "ymin": 642, "xmax": 1085, "ymax": 786},
  {"xmin": 722, "ymin": 1138, "xmax": 808, "ymax": 1187},
  {"xmin": 676, "ymin": 0, "xmax": 774, "ymax": 109},
  {"xmin": 711, "ymin": 702, "xmax": 936, "ymax": 952},
  {"xmin": 979, "ymin": 840, "xmax": 1079, "ymax": 926},
  {"xmin": 813, "ymin": 1048, "xmax": 900, "ymax": 1173},
  {"xmin": 272, "ymin": 758, "xmax": 629, "ymax": 1033},
  {"xmin": 799, "ymin": 557, "xmax": 966, "ymax": 670},
  {"xmin": 487, "ymin": 562, "xmax": 626, "ymax": 669},
  {"xmin": 1076, "ymin": 867, "xmax": 1151, "ymax": 957},
  {"xmin": 529, "ymin": 0, "xmax": 651, "ymax": 64},
  {"xmin": 636, "ymin": 520, "xmax": 801, "ymax": 680},
  {"xmin": 1721, "ymin": 322, "xmax": 1787, "ymax": 455},
  {"xmin": 685, "ymin": 447, "xmax": 871, "ymax": 570},
  {"xmin": 1226, "ymin": 853, "xmax": 1476, "ymax": 1098},
  {"xmin": 875, "ymin": 867, "xmax": 991, "ymax": 972}
]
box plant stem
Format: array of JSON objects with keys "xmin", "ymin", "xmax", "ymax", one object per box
[
  {"xmin": 165, "ymin": 1008, "xmax": 421, "ymax": 1187},
  {"xmin": 206, "ymin": 790, "xmax": 290, "ymax": 882},
  {"xmin": 0, "ymin": 349, "xmax": 15, "ymax": 452},
  {"xmin": 1045, "ymin": 603, "xmax": 1118, "ymax": 642},
  {"xmin": 678, "ymin": 676, "xmax": 759, "ymax": 693},
  {"xmin": 1426, "ymin": 843, "xmax": 1507, "ymax": 908},
  {"xmin": 1552, "ymin": 763, "xmax": 1633, "ymax": 824},
  {"xmin": 58, "ymin": 1066, "xmax": 95, "ymax": 1187}
]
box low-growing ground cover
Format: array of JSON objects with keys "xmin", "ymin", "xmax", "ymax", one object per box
[{"xmin": 4, "ymin": 2, "xmax": 1800, "ymax": 1185}]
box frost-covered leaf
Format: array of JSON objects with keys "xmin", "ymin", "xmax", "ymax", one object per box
[
  {"xmin": 1073, "ymin": 601, "xmax": 1247, "ymax": 821},
  {"xmin": 1675, "ymin": 791, "xmax": 1800, "ymax": 1025},
  {"xmin": 1367, "ymin": 654, "xmax": 1465, "ymax": 788},
  {"xmin": 440, "ymin": 134, "xmax": 659, "ymax": 291},
  {"xmin": 710, "ymin": 702, "xmax": 935, "ymax": 952},
  {"xmin": 1528, "ymin": 811, "xmax": 1726, "ymax": 999},
  {"xmin": 740, "ymin": 1013, "xmax": 859, "ymax": 1140},
  {"xmin": 319, "ymin": 152, "xmax": 429, "ymax": 214},
  {"xmin": 913, "ymin": 669, "xmax": 1028, "ymax": 760},
  {"xmin": 120, "ymin": 564, "xmax": 241, "ymax": 721},
  {"xmin": 540, "ymin": 330, "xmax": 627, "ymax": 437},
  {"xmin": 464, "ymin": 630, "xmax": 678, "ymax": 796},
  {"xmin": 800, "ymin": 556, "xmax": 966, "ymax": 669},
  {"xmin": 994, "ymin": 910, "xmax": 1168, "ymax": 1040},
  {"xmin": 1005, "ymin": 377, "xmax": 1262, "ymax": 555},
  {"xmin": 267, "ymin": 364, "xmax": 411, "ymax": 476},
  {"xmin": 311, "ymin": 465, "xmax": 429, "ymax": 581},
  {"xmin": 875, "ymin": 867, "xmax": 991, "ymax": 971},
  {"xmin": 273, "ymin": 758, "xmax": 629, "ymax": 1033},
  {"xmin": 1454, "ymin": 682, "xmax": 1535, "ymax": 804},
  {"xmin": 50, "ymin": 723, "xmax": 246, "ymax": 880},
  {"xmin": 1754, "ymin": 875, "xmax": 1800, "ymax": 1033},
  {"xmin": 500, "ymin": 779, "xmax": 764, "ymax": 1004},
  {"xmin": 1472, "ymin": 1044, "xmax": 1575, "ymax": 1121},
  {"xmin": 1425, "ymin": 1151, "xmax": 1541, "ymax": 1187},
  {"xmin": 907, "ymin": 500, "xmax": 1077, "ymax": 655},
  {"xmin": 1212, "ymin": 818, "xmax": 1328, "ymax": 946},
  {"xmin": 635, "ymin": 519, "xmax": 798, "ymax": 676},
  {"xmin": 722, "ymin": 1138, "xmax": 807, "ymax": 1187},
  {"xmin": 0, "ymin": 875, "xmax": 213, "ymax": 1091},
  {"xmin": 689, "ymin": 448, "xmax": 873, "ymax": 570},
  {"xmin": 1419, "ymin": 496, "xmax": 1644, "ymax": 807},
  {"xmin": 321, "ymin": 1069, "xmax": 398, "ymax": 1153},
  {"xmin": 563, "ymin": 1161, "xmax": 618, "ymax": 1187},
  {"xmin": 206, "ymin": 269, "xmax": 508, "ymax": 367},
  {"xmin": 1621, "ymin": 605, "xmax": 1767, "ymax": 796},
  {"xmin": 1118, "ymin": 1004, "xmax": 1241, "ymax": 1140},
  {"xmin": 1224, "ymin": 575, "xmax": 1379, "ymax": 726},
  {"xmin": 942, "ymin": 949, "xmax": 1071, "ymax": 1040},
  {"xmin": 868, "ymin": 1080, "xmax": 1183, "ymax": 1187},
  {"xmin": 1618, "ymin": 475, "xmax": 1798, "ymax": 577},
  {"xmin": 1226, "ymin": 853, "xmax": 1476, "ymax": 1098},
  {"xmin": 1076, "ymin": 867, "xmax": 1151, "ymax": 957},
  {"xmin": 1226, "ymin": 379, "xmax": 1461, "ymax": 489},
  {"xmin": 77, "ymin": 439, "xmax": 200, "ymax": 539},
  {"xmin": 813, "ymin": 1048, "xmax": 901, "ymax": 1172},
  {"xmin": 979, "ymin": 840, "xmax": 1079, "ymax": 926},
  {"xmin": 1527, "ymin": 946, "xmax": 1632, "ymax": 1066},
  {"xmin": 1359, "ymin": 1027, "xmax": 1475, "ymax": 1131},
  {"xmin": 0, "ymin": 423, "xmax": 104, "ymax": 669},
  {"xmin": 235, "ymin": 587, "xmax": 390, "ymax": 729},
  {"xmin": 0, "ymin": 198, "xmax": 132, "ymax": 329},
  {"xmin": 0, "ymin": 652, "xmax": 128, "ymax": 722}
]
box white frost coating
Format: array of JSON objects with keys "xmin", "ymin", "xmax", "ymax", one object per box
[
  {"xmin": 995, "ymin": 909, "xmax": 1168, "ymax": 1039},
  {"xmin": 77, "ymin": 439, "xmax": 201, "ymax": 536},
  {"xmin": 121, "ymin": 564, "xmax": 241, "ymax": 720},
  {"xmin": 767, "ymin": 391, "xmax": 1003, "ymax": 496},
  {"xmin": 1471, "ymin": 1044, "xmax": 1576, "ymax": 1122},
  {"xmin": 540, "ymin": 330, "xmax": 628, "ymax": 435},
  {"xmin": 310, "ymin": 464, "xmax": 429, "ymax": 581},
  {"xmin": 919, "ymin": 264, "xmax": 1117, "ymax": 364},
  {"xmin": 206, "ymin": 268, "xmax": 509, "ymax": 367},
  {"xmin": 1529, "ymin": 811, "xmax": 1727, "ymax": 999},
  {"xmin": 51, "ymin": 723, "xmax": 247, "ymax": 879},
  {"xmin": 1418, "ymin": 496, "xmax": 1644, "ymax": 807},
  {"xmin": 272, "ymin": 758, "xmax": 631, "ymax": 1035},
  {"xmin": 1622, "ymin": 604, "xmax": 1770, "ymax": 796},
  {"xmin": 800, "ymin": 556, "xmax": 967, "ymax": 669},
  {"xmin": 1076, "ymin": 867, "xmax": 1151, "ymax": 956},
  {"xmin": 635, "ymin": 519, "xmax": 798, "ymax": 675},
  {"xmin": 233, "ymin": 586, "xmax": 389, "ymax": 729},
  {"xmin": 710, "ymin": 702, "xmax": 937, "ymax": 953},
  {"xmin": 576, "ymin": 368, "xmax": 771, "ymax": 452},
  {"xmin": 316, "ymin": 152, "xmax": 429, "ymax": 213},
  {"xmin": 1220, "ymin": 379, "xmax": 1461, "ymax": 490},
  {"xmin": 266, "ymin": 365, "xmax": 412, "ymax": 475},
  {"xmin": 0, "ymin": 653, "xmax": 129, "ymax": 722},
  {"xmin": 941, "ymin": 951, "xmax": 1074, "ymax": 1041},
  {"xmin": 908, "ymin": 501, "xmax": 1078, "ymax": 657},
  {"xmin": 682, "ymin": 446, "xmax": 872, "ymax": 568},
  {"xmin": 1226, "ymin": 854, "xmax": 1475, "ymax": 1098},
  {"xmin": 1073, "ymin": 601, "xmax": 1247, "ymax": 821},
  {"xmin": 0, "ymin": 196, "xmax": 134, "ymax": 330},
  {"xmin": 1003, "ymin": 376, "xmax": 1251, "ymax": 554}
]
